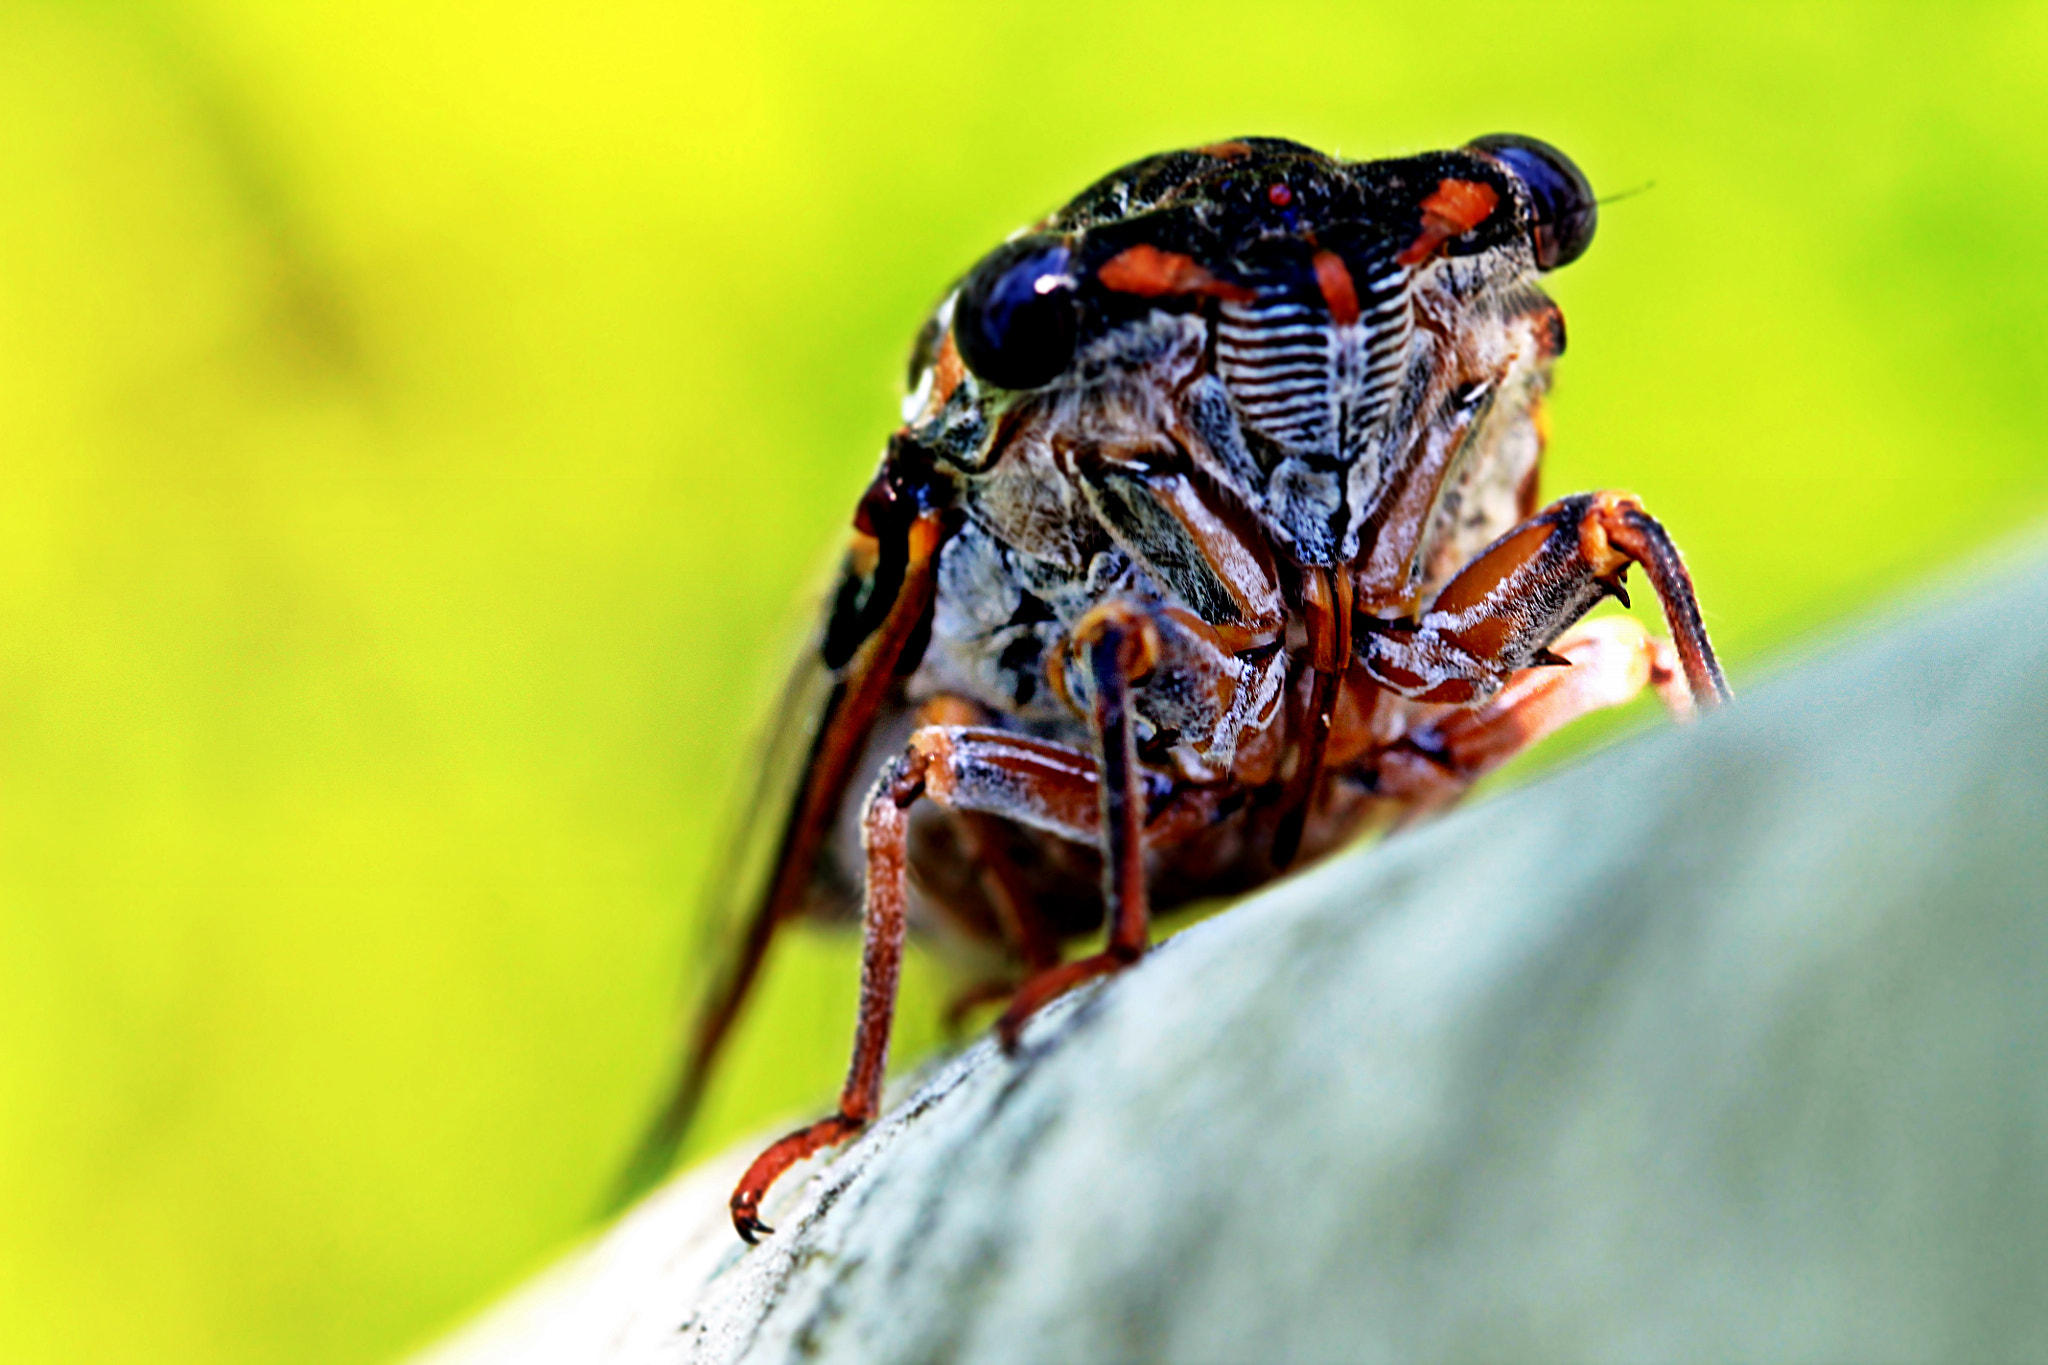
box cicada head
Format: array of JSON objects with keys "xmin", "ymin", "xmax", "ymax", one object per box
[{"xmin": 900, "ymin": 136, "xmax": 1598, "ymax": 569}]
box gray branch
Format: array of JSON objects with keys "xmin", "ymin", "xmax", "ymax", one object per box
[{"xmin": 425, "ymin": 550, "xmax": 2048, "ymax": 1365}]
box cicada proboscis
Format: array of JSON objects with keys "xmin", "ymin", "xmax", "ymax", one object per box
[{"xmin": 620, "ymin": 135, "xmax": 1730, "ymax": 1241}]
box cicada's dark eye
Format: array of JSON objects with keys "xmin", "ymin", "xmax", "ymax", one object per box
[
  {"xmin": 1468, "ymin": 134, "xmax": 1596, "ymax": 271},
  {"xmin": 952, "ymin": 235, "xmax": 1080, "ymax": 391}
]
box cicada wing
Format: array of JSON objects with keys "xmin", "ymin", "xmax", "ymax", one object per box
[
  {"xmin": 708, "ymin": 645, "xmax": 858, "ymax": 936},
  {"xmin": 608, "ymin": 608, "xmax": 851, "ymax": 1208},
  {"xmin": 611, "ymin": 503, "xmax": 950, "ymax": 1208}
]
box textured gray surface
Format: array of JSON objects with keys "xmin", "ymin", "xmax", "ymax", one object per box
[{"xmin": 426, "ymin": 552, "xmax": 2048, "ymax": 1365}]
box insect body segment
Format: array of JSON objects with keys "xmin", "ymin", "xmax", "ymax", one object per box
[{"xmin": 620, "ymin": 135, "xmax": 1730, "ymax": 1239}]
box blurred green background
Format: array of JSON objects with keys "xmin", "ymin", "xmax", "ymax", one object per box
[{"xmin": 1, "ymin": 2, "xmax": 2042, "ymax": 1362}]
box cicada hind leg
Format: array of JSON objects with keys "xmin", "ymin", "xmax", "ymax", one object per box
[{"xmin": 728, "ymin": 601, "xmax": 1171, "ymax": 1242}]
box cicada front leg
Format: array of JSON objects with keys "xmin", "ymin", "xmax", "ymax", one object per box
[
  {"xmin": 991, "ymin": 599, "xmax": 1167, "ymax": 1047},
  {"xmin": 727, "ymin": 602, "xmax": 1167, "ymax": 1242},
  {"xmin": 1371, "ymin": 614, "xmax": 1692, "ymax": 814},
  {"xmin": 1359, "ymin": 490, "xmax": 1731, "ymax": 714}
]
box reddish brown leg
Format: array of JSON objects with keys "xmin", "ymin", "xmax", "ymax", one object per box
[
  {"xmin": 1597, "ymin": 497, "xmax": 1731, "ymax": 706},
  {"xmin": 1359, "ymin": 490, "xmax": 1731, "ymax": 711},
  {"xmin": 728, "ymin": 756, "xmax": 919, "ymax": 1242},
  {"xmin": 615, "ymin": 511, "xmax": 950, "ymax": 1210},
  {"xmin": 726, "ymin": 724, "xmax": 1113, "ymax": 1241},
  {"xmin": 1374, "ymin": 616, "xmax": 1688, "ymax": 814},
  {"xmin": 993, "ymin": 602, "xmax": 1160, "ymax": 1051}
]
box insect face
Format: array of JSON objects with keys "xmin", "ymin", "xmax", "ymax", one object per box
[{"xmin": 931, "ymin": 138, "xmax": 1597, "ymax": 570}]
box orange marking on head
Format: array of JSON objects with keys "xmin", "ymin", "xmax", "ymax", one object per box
[
  {"xmin": 1312, "ymin": 250, "xmax": 1360, "ymax": 327},
  {"xmin": 1197, "ymin": 140, "xmax": 1253, "ymax": 160},
  {"xmin": 1098, "ymin": 245, "xmax": 1256, "ymax": 302},
  {"xmin": 1423, "ymin": 179, "xmax": 1499, "ymax": 234},
  {"xmin": 1397, "ymin": 231, "xmax": 1446, "ymax": 268},
  {"xmin": 1397, "ymin": 178, "xmax": 1501, "ymax": 266}
]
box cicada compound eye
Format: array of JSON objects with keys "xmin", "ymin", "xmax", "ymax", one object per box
[
  {"xmin": 1468, "ymin": 134, "xmax": 1596, "ymax": 271},
  {"xmin": 952, "ymin": 235, "xmax": 1081, "ymax": 391}
]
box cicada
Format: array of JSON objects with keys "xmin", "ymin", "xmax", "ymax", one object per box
[{"xmin": 622, "ymin": 135, "xmax": 1730, "ymax": 1241}]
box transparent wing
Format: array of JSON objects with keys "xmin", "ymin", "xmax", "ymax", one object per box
[{"xmin": 610, "ymin": 502, "xmax": 948, "ymax": 1206}]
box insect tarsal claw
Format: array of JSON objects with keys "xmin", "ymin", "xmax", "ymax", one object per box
[{"xmin": 730, "ymin": 1190, "xmax": 775, "ymax": 1243}]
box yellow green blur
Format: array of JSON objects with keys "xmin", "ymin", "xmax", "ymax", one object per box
[{"xmin": 1, "ymin": 3, "xmax": 2043, "ymax": 1361}]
